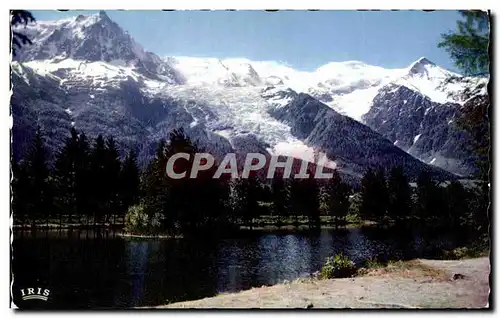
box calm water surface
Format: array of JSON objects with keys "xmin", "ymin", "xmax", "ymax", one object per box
[{"xmin": 11, "ymin": 227, "xmax": 462, "ymax": 308}]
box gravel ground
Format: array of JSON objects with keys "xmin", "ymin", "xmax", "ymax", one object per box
[{"xmin": 152, "ymin": 257, "xmax": 490, "ymax": 309}]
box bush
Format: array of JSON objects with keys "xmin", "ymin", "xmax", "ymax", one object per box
[
  {"xmin": 441, "ymin": 244, "xmax": 489, "ymax": 260},
  {"xmin": 319, "ymin": 252, "xmax": 356, "ymax": 279},
  {"xmin": 364, "ymin": 256, "xmax": 385, "ymax": 269},
  {"xmin": 124, "ymin": 204, "xmax": 164, "ymax": 235}
]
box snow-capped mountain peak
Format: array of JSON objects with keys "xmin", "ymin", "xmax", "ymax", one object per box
[
  {"xmin": 386, "ymin": 57, "xmax": 486, "ymax": 105},
  {"xmin": 14, "ymin": 12, "xmax": 183, "ymax": 83},
  {"xmin": 165, "ymin": 55, "xmax": 486, "ymax": 121},
  {"xmin": 14, "ymin": 11, "xmax": 128, "ymax": 62},
  {"xmin": 406, "ymin": 56, "xmax": 459, "ymax": 79}
]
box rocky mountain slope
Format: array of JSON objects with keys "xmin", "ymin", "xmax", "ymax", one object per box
[
  {"xmin": 362, "ymin": 59, "xmax": 488, "ymax": 176},
  {"xmin": 11, "ymin": 11, "xmax": 485, "ymax": 180}
]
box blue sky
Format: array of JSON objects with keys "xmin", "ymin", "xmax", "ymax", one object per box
[{"xmin": 32, "ymin": 10, "xmax": 463, "ymax": 72}]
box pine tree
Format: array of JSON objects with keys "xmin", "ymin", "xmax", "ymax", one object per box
[
  {"xmin": 438, "ymin": 10, "xmax": 489, "ymax": 76},
  {"xmin": 141, "ymin": 139, "xmax": 171, "ymax": 232},
  {"xmin": 271, "ymin": 174, "xmax": 290, "ymax": 227},
  {"xmin": 445, "ymin": 180, "xmax": 469, "ymax": 230},
  {"xmin": 53, "ymin": 128, "xmax": 93, "ymax": 226},
  {"xmin": 164, "ymin": 129, "xmax": 201, "ymax": 234},
  {"xmin": 439, "ymin": 11, "xmax": 490, "ymax": 237},
  {"xmin": 10, "ymin": 10, "xmax": 35, "ymax": 56},
  {"xmin": 360, "ymin": 168, "xmax": 377, "ymax": 221},
  {"xmin": 360, "ymin": 167, "xmax": 389, "ymax": 224},
  {"xmin": 53, "ymin": 128, "xmax": 79, "ymax": 225},
  {"xmin": 11, "ymin": 159, "xmax": 30, "ymax": 227},
  {"xmin": 468, "ymin": 181, "xmax": 489, "ymax": 239},
  {"xmin": 373, "ymin": 168, "xmax": 389, "ymax": 222},
  {"xmin": 326, "ymin": 170, "xmax": 351, "ymax": 225},
  {"xmin": 232, "ymin": 178, "xmax": 248, "ymax": 226},
  {"xmin": 194, "ymin": 157, "xmax": 232, "ymax": 232},
  {"xmin": 23, "ymin": 131, "xmax": 52, "ymax": 227},
  {"xmin": 103, "ymin": 136, "xmax": 122, "ymax": 224},
  {"xmin": 75, "ymin": 132, "xmax": 91, "ymax": 223},
  {"xmin": 387, "ymin": 166, "xmax": 412, "ymax": 225},
  {"xmin": 289, "ymin": 177, "xmax": 302, "ymax": 226},
  {"xmin": 289, "ymin": 171, "xmax": 320, "ymax": 229},
  {"xmin": 415, "ymin": 171, "xmax": 445, "ymax": 228},
  {"xmin": 89, "ymin": 135, "xmax": 107, "ymax": 226},
  {"xmin": 120, "ymin": 147, "xmax": 140, "ymax": 216},
  {"xmin": 235, "ymin": 176, "xmax": 260, "ymax": 230},
  {"xmin": 455, "ymin": 95, "xmax": 490, "ymax": 182},
  {"xmin": 305, "ymin": 175, "xmax": 320, "ymax": 229}
]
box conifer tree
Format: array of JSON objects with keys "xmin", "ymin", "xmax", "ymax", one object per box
[
  {"xmin": 23, "ymin": 131, "xmax": 52, "ymax": 226},
  {"xmin": 89, "ymin": 135, "xmax": 107, "ymax": 226},
  {"xmin": 289, "ymin": 177, "xmax": 303, "ymax": 226},
  {"xmin": 438, "ymin": 10, "xmax": 489, "ymax": 76},
  {"xmin": 235, "ymin": 175, "xmax": 260, "ymax": 230},
  {"xmin": 373, "ymin": 168, "xmax": 389, "ymax": 222},
  {"xmin": 164, "ymin": 129, "xmax": 201, "ymax": 234},
  {"xmin": 11, "ymin": 159, "xmax": 29, "ymax": 227},
  {"xmin": 271, "ymin": 173, "xmax": 290, "ymax": 227},
  {"xmin": 360, "ymin": 168, "xmax": 377, "ymax": 221},
  {"xmin": 387, "ymin": 166, "xmax": 412, "ymax": 225},
  {"xmin": 360, "ymin": 167, "xmax": 390, "ymax": 223},
  {"xmin": 120, "ymin": 147, "xmax": 140, "ymax": 215},
  {"xmin": 304, "ymin": 175, "xmax": 320, "ymax": 229},
  {"xmin": 445, "ymin": 180, "xmax": 469, "ymax": 230},
  {"xmin": 53, "ymin": 128, "xmax": 79, "ymax": 225},
  {"xmin": 326, "ymin": 170, "xmax": 351, "ymax": 225},
  {"xmin": 141, "ymin": 139, "xmax": 171, "ymax": 231},
  {"xmin": 104, "ymin": 136, "xmax": 122, "ymax": 223},
  {"xmin": 415, "ymin": 171, "xmax": 445, "ymax": 227},
  {"xmin": 439, "ymin": 11, "xmax": 490, "ymax": 238},
  {"xmin": 75, "ymin": 132, "xmax": 91, "ymax": 223},
  {"xmin": 194, "ymin": 154, "xmax": 231, "ymax": 232},
  {"xmin": 468, "ymin": 181, "xmax": 489, "ymax": 239},
  {"xmin": 288, "ymin": 169, "xmax": 320, "ymax": 229},
  {"xmin": 11, "ymin": 10, "xmax": 35, "ymax": 56}
]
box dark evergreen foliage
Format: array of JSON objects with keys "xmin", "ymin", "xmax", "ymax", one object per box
[
  {"xmin": 10, "ymin": 127, "xmax": 489, "ymax": 242},
  {"xmin": 387, "ymin": 166, "xmax": 412, "ymax": 225},
  {"xmin": 325, "ymin": 170, "xmax": 351, "ymax": 225},
  {"xmin": 11, "ymin": 10, "xmax": 35, "ymax": 56},
  {"xmin": 438, "ymin": 10, "xmax": 489, "ymax": 76},
  {"xmin": 22, "ymin": 131, "xmax": 52, "ymax": 226},
  {"xmin": 120, "ymin": 148, "xmax": 140, "ymax": 214},
  {"xmin": 234, "ymin": 176, "xmax": 260, "ymax": 230},
  {"xmin": 53, "ymin": 128, "xmax": 80, "ymax": 224},
  {"xmin": 271, "ymin": 174, "xmax": 290, "ymax": 226}
]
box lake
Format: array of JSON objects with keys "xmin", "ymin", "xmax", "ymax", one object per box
[{"xmin": 11, "ymin": 227, "xmax": 463, "ymax": 309}]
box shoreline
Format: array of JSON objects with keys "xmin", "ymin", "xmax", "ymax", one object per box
[
  {"xmin": 117, "ymin": 232, "xmax": 183, "ymax": 239},
  {"xmin": 11, "ymin": 220, "xmax": 375, "ymax": 237},
  {"xmin": 145, "ymin": 257, "xmax": 490, "ymax": 309}
]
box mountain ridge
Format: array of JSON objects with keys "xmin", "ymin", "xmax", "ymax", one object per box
[{"xmin": 11, "ymin": 12, "xmax": 487, "ymax": 178}]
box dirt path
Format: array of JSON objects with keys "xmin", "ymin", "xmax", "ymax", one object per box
[{"xmin": 154, "ymin": 257, "xmax": 490, "ymax": 309}]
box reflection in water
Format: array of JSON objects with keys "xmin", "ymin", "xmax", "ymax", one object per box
[
  {"xmin": 12, "ymin": 227, "xmax": 462, "ymax": 308},
  {"xmin": 126, "ymin": 241, "xmax": 149, "ymax": 304}
]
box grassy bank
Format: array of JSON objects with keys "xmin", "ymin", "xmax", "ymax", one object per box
[{"xmin": 150, "ymin": 257, "xmax": 489, "ymax": 309}]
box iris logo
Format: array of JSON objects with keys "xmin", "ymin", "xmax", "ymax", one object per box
[{"xmin": 20, "ymin": 287, "xmax": 50, "ymax": 301}]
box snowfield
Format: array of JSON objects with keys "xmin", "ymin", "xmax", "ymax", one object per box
[{"xmin": 165, "ymin": 56, "xmax": 487, "ymax": 122}]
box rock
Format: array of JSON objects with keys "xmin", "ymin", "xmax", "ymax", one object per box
[{"xmin": 453, "ymin": 273, "xmax": 466, "ymax": 280}]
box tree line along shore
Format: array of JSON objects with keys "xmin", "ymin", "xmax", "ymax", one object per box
[{"xmin": 12, "ymin": 127, "xmax": 488, "ymax": 249}]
